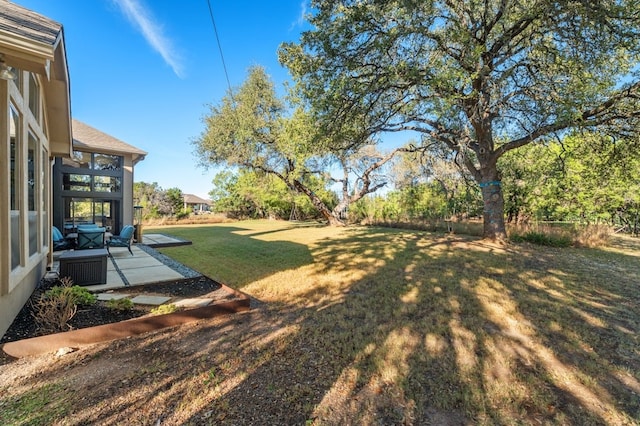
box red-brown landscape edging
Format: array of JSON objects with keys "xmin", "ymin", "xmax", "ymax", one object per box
[{"xmin": 1, "ymin": 283, "xmax": 250, "ymax": 359}]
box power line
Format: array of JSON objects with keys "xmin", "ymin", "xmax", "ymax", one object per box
[{"xmin": 206, "ymin": 0, "xmax": 234, "ymax": 100}]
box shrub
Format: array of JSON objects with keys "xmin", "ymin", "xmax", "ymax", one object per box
[
  {"xmin": 510, "ymin": 231, "xmax": 573, "ymax": 247},
  {"xmin": 174, "ymin": 208, "xmax": 192, "ymax": 220},
  {"xmin": 31, "ymin": 277, "xmax": 96, "ymax": 333},
  {"xmin": 45, "ymin": 285, "xmax": 96, "ymax": 306},
  {"xmin": 107, "ymin": 298, "xmax": 134, "ymax": 311},
  {"xmin": 150, "ymin": 304, "xmax": 178, "ymax": 315},
  {"xmin": 508, "ymin": 223, "xmax": 611, "ymax": 247},
  {"xmin": 31, "ymin": 295, "xmax": 77, "ymax": 333},
  {"xmin": 32, "ymin": 290, "xmax": 77, "ymax": 334}
]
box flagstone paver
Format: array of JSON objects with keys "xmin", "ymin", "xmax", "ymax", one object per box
[
  {"xmin": 96, "ymin": 293, "xmax": 131, "ymax": 301},
  {"xmin": 173, "ymin": 298, "xmax": 214, "ymax": 308},
  {"xmin": 130, "ymin": 295, "xmax": 172, "ymax": 305}
]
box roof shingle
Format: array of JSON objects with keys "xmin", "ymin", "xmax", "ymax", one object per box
[
  {"xmin": 0, "ymin": 1, "xmax": 62, "ymax": 46},
  {"xmin": 72, "ymin": 119, "xmax": 147, "ymax": 164}
]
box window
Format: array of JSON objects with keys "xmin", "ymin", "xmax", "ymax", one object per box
[
  {"xmin": 13, "ymin": 67, "xmax": 23, "ymax": 96},
  {"xmin": 62, "ymin": 150, "xmax": 91, "ymax": 168},
  {"xmin": 5, "ymin": 69, "xmax": 51, "ymax": 292},
  {"xmin": 41, "ymin": 147, "xmax": 49, "ymax": 248},
  {"xmin": 60, "ymin": 152, "xmax": 123, "ymax": 194},
  {"xmin": 63, "ymin": 174, "xmax": 92, "ymax": 191},
  {"xmin": 65, "ymin": 199, "xmax": 114, "ymax": 229},
  {"xmin": 94, "ymin": 176, "xmax": 121, "ymax": 192},
  {"xmin": 28, "ymin": 73, "xmax": 40, "ymax": 123},
  {"xmin": 28, "ymin": 133, "xmax": 36, "ymax": 210},
  {"xmin": 28, "ymin": 133, "xmax": 38, "ymax": 256},
  {"xmin": 9, "ymin": 105, "xmax": 20, "ymax": 270},
  {"xmin": 93, "ymin": 153, "xmax": 121, "ymax": 170},
  {"xmin": 62, "ymin": 151, "xmax": 121, "ymax": 170}
]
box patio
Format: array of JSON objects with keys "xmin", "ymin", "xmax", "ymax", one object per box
[
  {"xmin": 2, "ymin": 234, "xmax": 250, "ymax": 358},
  {"xmin": 50, "ymin": 234, "xmax": 196, "ymax": 290}
]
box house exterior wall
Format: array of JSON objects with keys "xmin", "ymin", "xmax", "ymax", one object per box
[
  {"xmin": 0, "ymin": 71, "xmax": 55, "ymax": 338},
  {"xmin": 0, "ymin": 2, "xmax": 72, "ymax": 339}
]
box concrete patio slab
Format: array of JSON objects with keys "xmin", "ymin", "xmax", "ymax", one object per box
[
  {"xmin": 122, "ymin": 265, "xmax": 184, "ymax": 285},
  {"xmin": 130, "ymin": 295, "xmax": 172, "ymax": 305},
  {"xmin": 113, "ymin": 256, "xmax": 165, "ymax": 269},
  {"xmin": 53, "ymin": 238, "xmax": 192, "ymax": 291},
  {"xmin": 142, "ymin": 233, "xmax": 192, "ymax": 248}
]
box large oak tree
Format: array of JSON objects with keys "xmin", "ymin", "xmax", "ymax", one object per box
[{"xmin": 280, "ymin": 0, "xmax": 640, "ymax": 240}]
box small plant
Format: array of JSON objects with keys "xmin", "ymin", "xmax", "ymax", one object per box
[
  {"xmin": 107, "ymin": 298, "xmax": 134, "ymax": 311},
  {"xmin": 31, "ymin": 277, "xmax": 96, "ymax": 333},
  {"xmin": 150, "ymin": 304, "xmax": 178, "ymax": 315},
  {"xmin": 46, "ymin": 285, "xmax": 96, "ymax": 306},
  {"xmin": 204, "ymin": 367, "xmax": 220, "ymax": 386},
  {"xmin": 32, "ymin": 292, "xmax": 76, "ymax": 334}
]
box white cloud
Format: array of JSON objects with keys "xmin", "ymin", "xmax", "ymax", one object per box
[
  {"xmin": 112, "ymin": 0, "xmax": 184, "ymax": 78},
  {"xmin": 290, "ymin": 0, "xmax": 308, "ymax": 31}
]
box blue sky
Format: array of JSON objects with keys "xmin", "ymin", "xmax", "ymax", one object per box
[{"xmin": 14, "ymin": 0, "xmax": 310, "ymax": 199}]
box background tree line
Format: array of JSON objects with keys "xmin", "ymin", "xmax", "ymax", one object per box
[
  {"xmin": 142, "ymin": 2, "xmax": 640, "ymax": 240},
  {"xmin": 133, "ymin": 182, "xmax": 192, "ymax": 220},
  {"xmin": 138, "ymin": 128, "xmax": 639, "ymax": 237}
]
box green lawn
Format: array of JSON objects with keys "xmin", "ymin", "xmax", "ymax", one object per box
[{"xmin": 143, "ymin": 220, "xmax": 640, "ymax": 425}]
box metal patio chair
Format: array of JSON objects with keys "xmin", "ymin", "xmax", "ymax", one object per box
[
  {"xmin": 52, "ymin": 226, "xmax": 74, "ymax": 251},
  {"xmin": 106, "ymin": 225, "xmax": 135, "ymax": 256},
  {"xmin": 77, "ymin": 227, "xmax": 106, "ymax": 249}
]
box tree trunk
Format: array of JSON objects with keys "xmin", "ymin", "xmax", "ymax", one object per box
[
  {"xmin": 479, "ymin": 176, "xmax": 507, "ymax": 241},
  {"xmin": 292, "ymin": 180, "xmax": 345, "ymax": 226}
]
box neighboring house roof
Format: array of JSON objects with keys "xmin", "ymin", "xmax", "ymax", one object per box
[
  {"xmin": 72, "ymin": 119, "xmax": 147, "ymax": 165},
  {"xmin": 183, "ymin": 194, "xmax": 211, "ymax": 205},
  {"xmin": 0, "ymin": 1, "xmax": 72, "ymax": 156}
]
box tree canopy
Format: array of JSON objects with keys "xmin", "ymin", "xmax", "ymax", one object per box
[
  {"xmin": 280, "ymin": 0, "xmax": 640, "ymax": 240},
  {"xmin": 193, "ymin": 66, "xmax": 408, "ymax": 225}
]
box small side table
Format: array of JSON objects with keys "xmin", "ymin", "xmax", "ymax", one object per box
[{"xmin": 59, "ymin": 248, "xmax": 109, "ymax": 286}]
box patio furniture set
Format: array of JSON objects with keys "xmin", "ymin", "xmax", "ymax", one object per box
[{"xmin": 53, "ymin": 225, "xmax": 135, "ymax": 286}]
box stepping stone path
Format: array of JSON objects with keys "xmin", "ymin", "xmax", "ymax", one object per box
[
  {"xmin": 129, "ymin": 295, "xmax": 172, "ymax": 305},
  {"xmin": 174, "ymin": 298, "xmax": 214, "ymax": 308},
  {"xmin": 96, "ymin": 293, "xmax": 131, "ymax": 301},
  {"xmin": 96, "ymin": 293, "xmax": 216, "ymax": 308}
]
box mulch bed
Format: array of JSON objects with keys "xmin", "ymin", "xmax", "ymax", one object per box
[{"xmin": 1, "ymin": 276, "xmax": 221, "ymax": 344}]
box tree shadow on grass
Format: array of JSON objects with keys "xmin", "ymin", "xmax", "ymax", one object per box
[{"xmin": 2, "ymin": 226, "xmax": 638, "ymax": 424}]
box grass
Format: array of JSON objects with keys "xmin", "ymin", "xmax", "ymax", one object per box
[
  {"xmin": 508, "ymin": 222, "xmax": 611, "ymax": 247},
  {"xmin": 0, "ymin": 383, "xmax": 70, "ymax": 424},
  {"xmin": 1, "ymin": 220, "xmax": 638, "ymax": 424},
  {"xmin": 144, "ymin": 220, "xmax": 640, "ymax": 424}
]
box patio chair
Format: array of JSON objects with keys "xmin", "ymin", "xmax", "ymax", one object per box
[
  {"xmin": 106, "ymin": 225, "xmax": 135, "ymax": 256},
  {"xmin": 52, "ymin": 226, "xmax": 74, "ymax": 251},
  {"xmin": 77, "ymin": 227, "xmax": 106, "ymax": 249}
]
